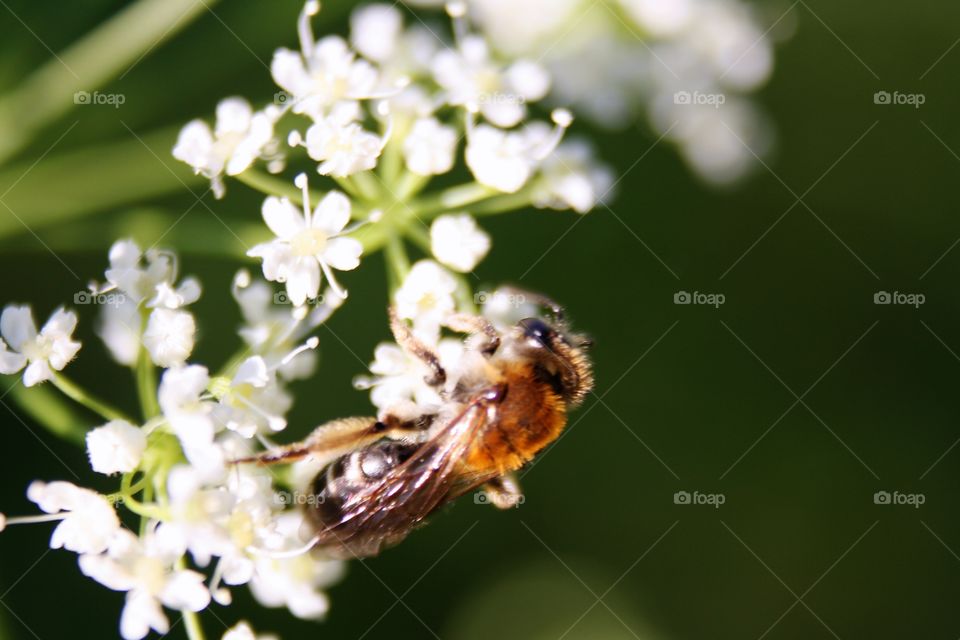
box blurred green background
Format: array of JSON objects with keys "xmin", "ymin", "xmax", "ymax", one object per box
[{"xmin": 1, "ymin": 1, "xmax": 959, "ymax": 639}]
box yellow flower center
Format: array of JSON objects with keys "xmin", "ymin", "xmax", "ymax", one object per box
[{"xmin": 291, "ymin": 228, "xmax": 328, "ymax": 257}]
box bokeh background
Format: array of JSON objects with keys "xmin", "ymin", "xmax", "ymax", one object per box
[{"xmin": 1, "ymin": 1, "xmax": 959, "ymax": 639}]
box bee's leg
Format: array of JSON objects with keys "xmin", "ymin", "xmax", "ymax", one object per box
[
  {"xmin": 389, "ymin": 307, "xmax": 446, "ymax": 386},
  {"xmin": 444, "ymin": 313, "xmax": 500, "ymax": 355},
  {"xmin": 481, "ymin": 472, "xmax": 524, "ymax": 509},
  {"xmin": 235, "ymin": 416, "xmax": 386, "ymax": 467}
]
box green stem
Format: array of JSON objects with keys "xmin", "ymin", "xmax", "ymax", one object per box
[
  {"xmin": 50, "ymin": 373, "xmax": 134, "ymax": 423},
  {"xmin": 405, "ymin": 224, "xmax": 432, "ymax": 255},
  {"xmin": 385, "ymin": 236, "xmax": 410, "ymax": 294},
  {"xmin": 352, "ymin": 171, "xmax": 383, "ymax": 202},
  {"xmin": 470, "ymin": 188, "xmax": 537, "ymax": 216},
  {"xmin": 235, "ymin": 169, "xmax": 314, "ymax": 204},
  {"xmin": 0, "ymin": 0, "xmax": 218, "ymax": 165},
  {"xmin": 9, "ymin": 382, "xmax": 88, "ymax": 445},
  {"xmin": 332, "ymin": 175, "xmax": 364, "ymax": 200},
  {"xmin": 183, "ymin": 609, "xmax": 206, "ymax": 640},
  {"xmin": 396, "ymin": 171, "xmax": 432, "ymax": 202},
  {"xmin": 136, "ymin": 345, "xmax": 160, "ymax": 420},
  {"xmin": 411, "ymin": 183, "xmax": 499, "ymax": 218}
]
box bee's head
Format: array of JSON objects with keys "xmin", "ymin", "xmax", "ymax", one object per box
[{"xmin": 516, "ymin": 316, "xmax": 593, "ymax": 407}]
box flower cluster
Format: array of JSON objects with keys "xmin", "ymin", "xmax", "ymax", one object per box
[
  {"xmin": 421, "ymin": 0, "xmax": 785, "ymax": 184},
  {"xmin": 1, "ymin": 239, "xmax": 344, "ymax": 640},
  {"xmin": 173, "ymin": 0, "xmax": 613, "ymax": 302},
  {"xmin": 1, "ymin": 1, "xmax": 783, "ymax": 639}
]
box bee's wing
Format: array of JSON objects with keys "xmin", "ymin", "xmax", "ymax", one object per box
[
  {"xmin": 234, "ymin": 416, "xmax": 382, "ymax": 467},
  {"xmin": 317, "ymin": 388, "xmax": 505, "ymax": 555}
]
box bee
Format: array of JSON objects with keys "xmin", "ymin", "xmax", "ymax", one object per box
[{"xmin": 241, "ymin": 290, "xmax": 593, "ymax": 558}]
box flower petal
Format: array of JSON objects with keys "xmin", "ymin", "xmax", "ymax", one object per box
[
  {"xmin": 285, "ymin": 259, "xmax": 321, "ymax": 307},
  {"xmin": 322, "ymin": 237, "xmax": 362, "ymax": 271},
  {"xmin": 23, "ymin": 360, "xmax": 52, "ymax": 387},
  {"xmin": 312, "ymin": 191, "xmax": 351, "ymax": 235},
  {"xmin": 262, "ymin": 197, "xmax": 305, "ymax": 240},
  {"xmin": 1, "ymin": 305, "xmax": 37, "ymax": 351}
]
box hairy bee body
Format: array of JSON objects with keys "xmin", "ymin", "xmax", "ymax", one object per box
[{"xmin": 243, "ymin": 299, "xmax": 593, "ymax": 558}]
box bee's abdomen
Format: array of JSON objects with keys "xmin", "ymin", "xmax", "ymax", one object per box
[
  {"xmin": 463, "ymin": 367, "xmax": 567, "ymax": 475},
  {"xmin": 306, "ymin": 440, "xmax": 418, "ymax": 556}
]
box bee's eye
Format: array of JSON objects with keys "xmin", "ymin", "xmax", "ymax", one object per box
[{"xmin": 519, "ymin": 318, "xmax": 553, "ymax": 347}]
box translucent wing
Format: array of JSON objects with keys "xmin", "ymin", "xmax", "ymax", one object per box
[{"xmin": 312, "ymin": 387, "xmax": 505, "ymax": 558}]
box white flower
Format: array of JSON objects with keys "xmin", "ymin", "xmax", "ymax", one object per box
[
  {"xmin": 394, "ymin": 260, "xmax": 457, "ymax": 341},
  {"xmin": 143, "ymin": 308, "xmax": 196, "ymax": 368},
  {"xmin": 432, "ymin": 35, "xmax": 550, "ymax": 127},
  {"xmin": 104, "ymin": 239, "xmax": 199, "ymax": 308},
  {"xmin": 349, "ymin": 3, "xmax": 403, "ymax": 63},
  {"xmin": 247, "ymin": 175, "xmax": 363, "ymax": 305},
  {"xmin": 403, "ymin": 117, "xmax": 457, "ymax": 176},
  {"xmin": 232, "ymin": 272, "xmax": 322, "ymax": 381},
  {"xmin": 430, "ymin": 214, "xmax": 490, "ymax": 272},
  {"xmin": 223, "ymin": 621, "xmax": 278, "ymax": 640},
  {"xmin": 532, "ymin": 138, "xmax": 614, "ymax": 213},
  {"xmin": 86, "ymin": 420, "xmax": 147, "ymax": 475},
  {"xmin": 362, "ymin": 338, "xmax": 465, "ymax": 413},
  {"xmin": 97, "ymin": 295, "xmax": 141, "ymax": 367},
  {"xmin": 26, "ymin": 481, "xmax": 120, "ymax": 554},
  {"xmin": 0, "ymin": 305, "xmax": 81, "ymax": 387},
  {"xmin": 210, "ymin": 356, "xmax": 291, "ymax": 438},
  {"xmin": 248, "ymin": 513, "xmax": 345, "ymax": 620},
  {"xmin": 173, "ymin": 97, "xmax": 276, "ymax": 198},
  {"xmin": 303, "ymin": 116, "xmax": 383, "ymax": 177},
  {"xmin": 148, "ymin": 278, "xmax": 202, "ymax": 310},
  {"xmin": 620, "ymin": 0, "xmax": 694, "ymax": 37},
  {"xmin": 159, "ymin": 462, "xmax": 278, "ymax": 591},
  {"xmin": 271, "ymin": 2, "xmax": 380, "ymax": 118},
  {"xmin": 158, "ymin": 365, "xmax": 222, "ymax": 477},
  {"xmin": 79, "ymin": 528, "xmax": 211, "ymax": 640},
  {"xmin": 465, "ymin": 111, "xmax": 571, "ymax": 193},
  {"xmin": 104, "ymin": 240, "xmax": 170, "ymax": 304}
]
